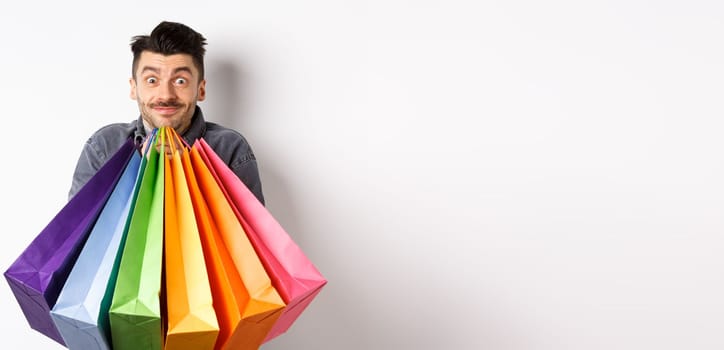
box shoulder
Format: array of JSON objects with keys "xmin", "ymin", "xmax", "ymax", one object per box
[
  {"xmin": 202, "ymin": 122, "xmax": 258, "ymax": 166},
  {"xmin": 89, "ymin": 121, "xmax": 137, "ymax": 138},
  {"xmin": 85, "ymin": 120, "xmax": 138, "ymax": 153},
  {"xmin": 203, "ymin": 122, "xmax": 254, "ymax": 149}
]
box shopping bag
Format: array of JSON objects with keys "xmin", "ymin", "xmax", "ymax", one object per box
[
  {"xmin": 187, "ymin": 137, "xmax": 285, "ymax": 350},
  {"xmin": 50, "ymin": 149, "xmax": 143, "ymax": 349},
  {"xmin": 189, "ymin": 141, "xmax": 286, "ymax": 349},
  {"xmin": 109, "ymin": 131, "xmax": 164, "ymax": 350},
  {"xmin": 184, "ymin": 157, "xmax": 241, "ymax": 350},
  {"xmin": 195, "ymin": 139, "xmax": 327, "ymax": 342},
  {"xmin": 4, "ymin": 139, "xmax": 137, "ymax": 345},
  {"xmin": 163, "ymin": 127, "xmax": 219, "ymax": 350}
]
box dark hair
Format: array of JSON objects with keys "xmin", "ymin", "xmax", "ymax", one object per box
[{"xmin": 130, "ymin": 21, "xmax": 207, "ymax": 79}]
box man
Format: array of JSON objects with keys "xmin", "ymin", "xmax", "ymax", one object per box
[{"xmin": 69, "ymin": 21, "xmax": 264, "ymax": 204}]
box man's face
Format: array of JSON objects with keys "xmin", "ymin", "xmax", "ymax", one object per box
[{"xmin": 130, "ymin": 51, "xmax": 206, "ymax": 134}]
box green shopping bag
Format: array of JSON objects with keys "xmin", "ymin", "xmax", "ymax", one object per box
[{"xmin": 109, "ymin": 131, "xmax": 164, "ymax": 350}]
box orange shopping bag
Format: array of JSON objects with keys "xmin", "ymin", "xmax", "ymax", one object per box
[
  {"xmin": 188, "ymin": 143, "xmax": 285, "ymax": 350},
  {"xmin": 163, "ymin": 128, "xmax": 219, "ymax": 350}
]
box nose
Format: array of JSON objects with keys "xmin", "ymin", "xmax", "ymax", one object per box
[{"xmin": 158, "ymin": 80, "xmax": 177, "ymax": 100}]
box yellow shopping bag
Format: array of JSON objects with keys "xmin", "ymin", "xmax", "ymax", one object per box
[{"xmin": 163, "ymin": 128, "xmax": 219, "ymax": 350}]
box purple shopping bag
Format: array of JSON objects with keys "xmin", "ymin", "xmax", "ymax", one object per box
[{"xmin": 4, "ymin": 139, "xmax": 137, "ymax": 345}]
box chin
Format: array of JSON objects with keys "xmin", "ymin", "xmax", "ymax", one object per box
[{"xmin": 151, "ymin": 119, "xmax": 178, "ymax": 129}]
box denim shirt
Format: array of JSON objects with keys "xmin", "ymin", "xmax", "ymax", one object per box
[{"xmin": 69, "ymin": 106, "xmax": 265, "ymax": 204}]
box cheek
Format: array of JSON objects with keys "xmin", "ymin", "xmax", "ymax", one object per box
[
  {"xmin": 178, "ymin": 91, "xmax": 198, "ymax": 104},
  {"xmin": 180, "ymin": 87, "xmax": 196, "ymax": 97},
  {"xmin": 135, "ymin": 89, "xmax": 152, "ymax": 103}
]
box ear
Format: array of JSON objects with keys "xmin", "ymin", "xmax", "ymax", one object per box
[
  {"xmin": 129, "ymin": 78, "xmax": 137, "ymax": 100},
  {"xmin": 197, "ymin": 79, "xmax": 206, "ymax": 102}
]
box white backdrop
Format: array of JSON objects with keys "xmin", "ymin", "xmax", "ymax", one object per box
[{"xmin": 1, "ymin": 1, "xmax": 723, "ymax": 349}]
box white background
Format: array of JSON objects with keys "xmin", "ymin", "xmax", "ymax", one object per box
[{"xmin": 1, "ymin": 1, "xmax": 723, "ymax": 349}]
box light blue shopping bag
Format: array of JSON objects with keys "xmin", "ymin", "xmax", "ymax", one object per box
[{"xmin": 50, "ymin": 149, "xmax": 143, "ymax": 349}]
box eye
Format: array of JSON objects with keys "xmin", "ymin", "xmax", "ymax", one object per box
[
  {"xmin": 174, "ymin": 78, "xmax": 187, "ymax": 85},
  {"xmin": 146, "ymin": 77, "xmax": 157, "ymax": 84}
]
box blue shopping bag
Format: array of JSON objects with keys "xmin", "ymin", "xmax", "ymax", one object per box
[{"xmin": 50, "ymin": 150, "xmax": 143, "ymax": 349}]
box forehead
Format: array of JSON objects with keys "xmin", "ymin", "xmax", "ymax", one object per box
[{"xmin": 136, "ymin": 51, "xmax": 198, "ymax": 76}]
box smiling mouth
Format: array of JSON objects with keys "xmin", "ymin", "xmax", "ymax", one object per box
[{"xmin": 153, "ymin": 106, "xmax": 180, "ymax": 115}]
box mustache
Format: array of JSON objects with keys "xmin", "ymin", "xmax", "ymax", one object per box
[{"xmin": 150, "ymin": 100, "xmax": 183, "ymax": 108}]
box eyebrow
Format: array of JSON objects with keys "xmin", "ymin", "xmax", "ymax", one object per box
[{"xmin": 140, "ymin": 66, "xmax": 194, "ymax": 76}]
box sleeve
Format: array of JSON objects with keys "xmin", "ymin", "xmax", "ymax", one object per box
[
  {"xmin": 68, "ymin": 138, "xmax": 107, "ymax": 200},
  {"xmin": 229, "ymin": 152, "xmax": 265, "ymax": 206}
]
